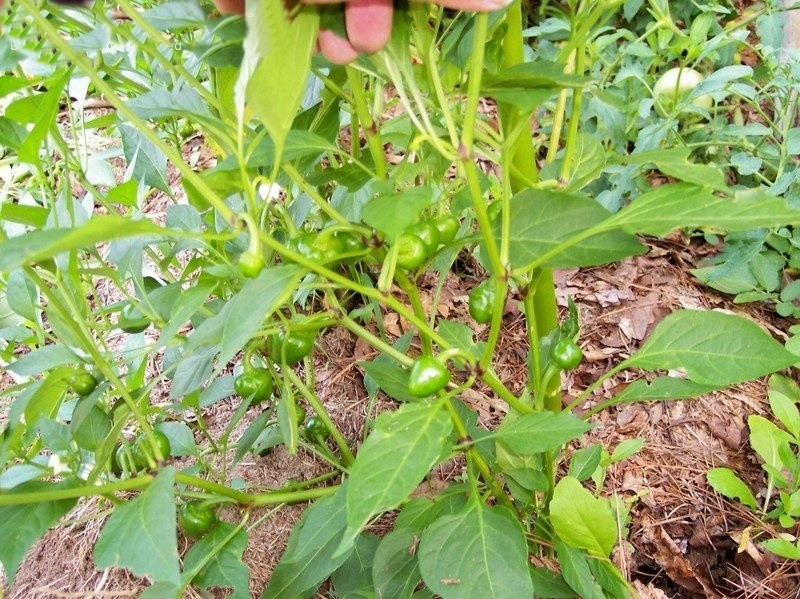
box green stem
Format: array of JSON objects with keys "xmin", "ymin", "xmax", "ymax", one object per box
[
  {"xmin": 0, "ymin": 475, "xmax": 153, "ymax": 506},
  {"xmin": 559, "ymin": 40, "xmax": 586, "ymax": 184},
  {"xmin": 442, "ymin": 399, "xmax": 515, "ymax": 511},
  {"xmin": 481, "ymin": 369, "xmax": 534, "ymax": 414},
  {"xmin": 395, "ymin": 272, "xmax": 433, "ymax": 355},
  {"xmin": 282, "ymin": 163, "xmax": 349, "ymax": 225},
  {"xmin": 285, "ymin": 369, "xmax": 355, "ymax": 467},
  {"xmin": 336, "ymin": 303, "xmax": 413, "ymax": 367},
  {"xmin": 498, "ymin": 1, "xmax": 560, "ymax": 412},
  {"xmin": 346, "ymin": 67, "xmax": 387, "ymax": 179}
]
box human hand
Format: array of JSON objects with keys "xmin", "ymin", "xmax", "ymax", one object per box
[{"xmin": 213, "ymin": 0, "xmax": 512, "ymax": 64}]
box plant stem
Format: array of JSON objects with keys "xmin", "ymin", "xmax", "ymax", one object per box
[
  {"xmin": 0, "ymin": 475, "xmax": 153, "ymax": 506},
  {"xmin": 498, "ymin": 1, "xmax": 560, "ymax": 411},
  {"xmin": 346, "ymin": 67, "xmax": 387, "ymax": 179},
  {"xmin": 285, "ymin": 369, "xmax": 355, "ymax": 467}
]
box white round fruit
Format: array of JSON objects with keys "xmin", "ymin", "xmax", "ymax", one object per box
[{"xmin": 653, "ymin": 67, "xmax": 713, "ymax": 111}]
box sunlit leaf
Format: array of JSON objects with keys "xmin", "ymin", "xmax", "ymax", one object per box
[
  {"xmin": 626, "ymin": 310, "xmax": 797, "ymax": 386},
  {"xmin": 418, "ymin": 502, "xmax": 532, "ymax": 599},
  {"xmin": 95, "ymin": 468, "xmax": 179, "ymax": 584},
  {"xmin": 550, "ymin": 476, "xmax": 617, "ymax": 557}
]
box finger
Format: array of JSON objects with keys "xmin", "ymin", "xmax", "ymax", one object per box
[
  {"xmin": 213, "ymin": 0, "xmax": 245, "ymax": 14},
  {"xmin": 428, "ymin": 0, "xmax": 514, "ymax": 11},
  {"xmin": 318, "ymin": 29, "xmax": 361, "ymax": 64},
  {"xmin": 345, "ymin": 0, "xmax": 393, "ymax": 54}
]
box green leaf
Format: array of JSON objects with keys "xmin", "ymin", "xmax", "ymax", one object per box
[
  {"xmin": 417, "ymin": 502, "xmax": 533, "ymax": 599},
  {"xmin": 481, "ymin": 61, "xmax": 585, "ymax": 110},
  {"xmin": 626, "ymin": 149, "xmax": 727, "ymax": 190},
  {"xmin": 127, "ymin": 85, "xmax": 211, "ymax": 121},
  {"xmin": 499, "ymin": 188, "xmax": 645, "ymax": 271},
  {"xmin": 0, "ymin": 216, "xmax": 180, "ymax": 272},
  {"xmin": 155, "ymin": 421, "xmax": 196, "ymax": 457},
  {"xmin": 95, "ymin": 468, "xmax": 179, "ymax": 584},
  {"xmin": 528, "ymin": 567, "xmax": 576, "ymax": 598},
  {"xmin": 8, "ymin": 344, "xmax": 79, "ymax": 376},
  {"xmin": 15, "ymin": 71, "xmax": 70, "ymax": 166},
  {"xmin": 762, "ymin": 538, "xmax": 800, "ymax": 560},
  {"xmin": 360, "ymin": 359, "xmax": 420, "ymax": 402},
  {"xmin": 569, "ymin": 445, "xmax": 603, "ymax": 481},
  {"xmin": 246, "ymin": 129, "xmax": 336, "ymax": 169},
  {"xmin": 494, "ymin": 411, "xmax": 591, "ymax": 454},
  {"xmin": 626, "ymin": 310, "xmax": 797, "ymax": 387},
  {"xmin": 331, "ymin": 533, "xmax": 380, "ymax": 598},
  {"xmin": 609, "ymin": 183, "xmax": 800, "ymax": 237},
  {"xmin": 218, "ymin": 265, "xmax": 303, "ymax": 370},
  {"xmin": 541, "ymin": 133, "xmax": 606, "ymax": 191},
  {"xmin": 748, "ymin": 415, "xmax": 794, "ymax": 487},
  {"xmin": 706, "ymin": 467, "xmax": 758, "ymax": 510},
  {"xmin": 361, "ymin": 189, "xmax": 431, "ymax": 241},
  {"xmin": 140, "ymin": 0, "xmax": 206, "ymax": 29},
  {"xmin": 550, "ymin": 476, "xmax": 617, "ymax": 557},
  {"xmin": 609, "ymin": 438, "xmax": 645, "ymax": 463},
  {"xmin": 182, "ymin": 522, "xmax": 250, "ymax": 599},
  {"xmin": 261, "ymin": 485, "xmax": 351, "ymax": 599},
  {"xmin": 554, "ymin": 541, "xmax": 605, "ymax": 599},
  {"xmin": 372, "ymin": 529, "xmax": 422, "ymax": 599},
  {"xmin": 0, "ymin": 481, "xmax": 78, "ymax": 584},
  {"xmin": 119, "ymin": 124, "xmax": 170, "ymax": 193},
  {"xmin": 768, "ymin": 374, "xmax": 800, "ymax": 439},
  {"xmin": 343, "ymin": 403, "xmax": 453, "ymax": 546},
  {"xmin": 243, "ymin": 1, "xmax": 319, "ymax": 164},
  {"xmin": 610, "ymin": 376, "xmax": 719, "ymax": 405},
  {"xmin": 5, "ymin": 269, "xmax": 39, "ymax": 323},
  {"xmin": 71, "ymin": 404, "xmax": 112, "ymax": 452}
]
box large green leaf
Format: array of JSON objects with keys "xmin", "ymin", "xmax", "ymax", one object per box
[
  {"xmin": 417, "ymin": 502, "xmax": 533, "ymax": 599},
  {"xmin": 555, "ymin": 541, "xmax": 605, "ymax": 599},
  {"xmin": 768, "ymin": 374, "xmax": 800, "ymax": 439},
  {"xmin": 360, "ymin": 359, "xmax": 420, "ymax": 402},
  {"xmin": 243, "ymin": 1, "xmax": 319, "ymax": 164},
  {"xmin": 626, "ymin": 148, "xmax": 727, "ymax": 190},
  {"xmin": 95, "ymin": 468, "xmax": 179, "ymax": 585},
  {"xmin": 498, "ymin": 188, "xmax": 645, "ymax": 271},
  {"xmin": 372, "ymin": 529, "xmax": 422, "ymax": 599},
  {"xmin": 748, "ymin": 414, "xmax": 794, "ymax": 488},
  {"xmin": 608, "ymin": 183, "xmax": 800, "ymax": 236},
  {"xmin": 218, "ymin": 265, "xmax": 303, "ymax": 369},
  {"xmin": 481, "ymin": 61, "xmax": 586, "ymax": 111},
  {"xmin": 607, "ymin": 376, "xmax": 718, "ymax": 405},
  {"xmin": 493, "ymin": 411, "xmax": 591, "ymax": 454},
  {"xmin": 343, "ymin": 402, "xmax": 453, "ymax": 546},
  {"xmin": 361, "ymin": 189, "xmax": 431, "ymax": 241},
  {"xmin": 331, "ymin": 533, "xmax": 380, "ymax": 597},
  {"xmin": 0, "ymin": 481, "xmax": 78, "ymax": 584},
  {"xmin": 261, "ymin": 485, "xmax": 351, "ymax": 598},
  {"xmin": 0, "ymin": 217, "xmax": 180, "ymax": 272},
  {"xmin": 550, "ymin": 476, "xmax": 617, "ymax": 558},
  {"xmin": 182, "ymin": 522, "xmax": 250, "ymax": 599},
  {"xmin": 625, "ymin": 310, "xmax": 797, "ymax": 386}
]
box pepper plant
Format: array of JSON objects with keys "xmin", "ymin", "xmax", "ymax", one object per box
[{"xmin": 1, "ymin": 0, "xmax": 800, "ymax": 596}]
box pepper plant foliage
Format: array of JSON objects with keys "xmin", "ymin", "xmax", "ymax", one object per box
[{"xmin": 0, "ymin": 0, "xmax": 799, "ymax": 597}]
